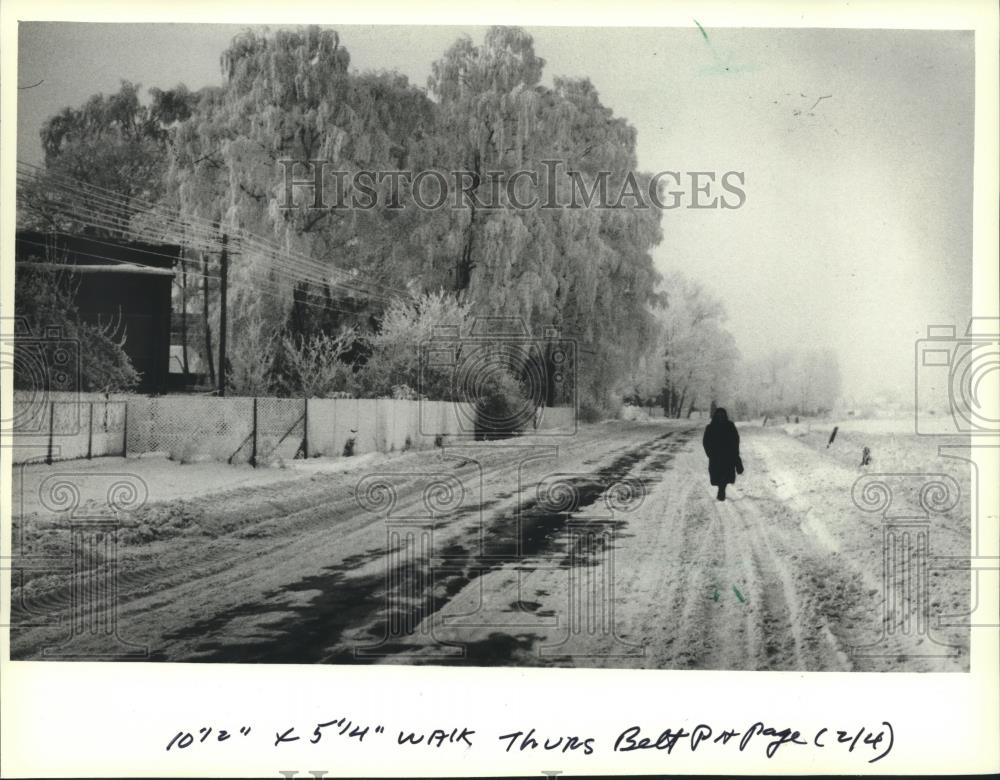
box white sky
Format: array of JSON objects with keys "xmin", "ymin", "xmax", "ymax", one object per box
[{"xmin": 17, "ymin": 23, "xmax": 974, "ymax": 403}]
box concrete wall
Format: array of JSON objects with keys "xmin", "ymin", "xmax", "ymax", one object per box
[
  {"xmin": 9, "ymin": 391, "xmax": 128, "ymax": 464},
  {"xmin": 620, "ymin": 404, "xmax": 666, "ymax": 422},
  {"xmin": 534, "ymin": 405, "xmax": 576, "ymax": 431}
]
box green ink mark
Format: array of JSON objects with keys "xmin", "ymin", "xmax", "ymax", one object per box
[
  {"xmin": 712, "ymin": 587, "xmax": 720, "ymax": 602},
  {"xmin": 732, "ymin": 585, "xmax": 746, "ymax": 603},
  {"xmin": 693, "ymin": 19, "xmax": 757, "ymax": 77},
  {"xmin": 694, "ymin": 19, "xmax": 729, "ymax": 74}
]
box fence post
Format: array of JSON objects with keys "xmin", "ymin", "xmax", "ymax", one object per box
[
  {"xmin": 302, "ymin": 397, "xmax": 309, "ymax": 459},
  {"xmin": 46, "ymin": 401, "xmax": 54, "ymax": 465},
  {"xmin": 86, "ymin": 402, "xmax": 93, "ymax": 460},
  {"xmin": 250, "ymin": 397, "xmax": 258, "ymax": 468}
]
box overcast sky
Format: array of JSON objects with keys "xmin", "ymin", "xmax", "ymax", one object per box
[{"xmin": 17, "ymin": 23, "xmax": 974, "ymax": 403}]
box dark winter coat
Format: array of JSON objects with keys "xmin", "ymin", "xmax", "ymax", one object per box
[{"xmin": 703, "ymin": 408, "xmax": 741, "ymax": 487}]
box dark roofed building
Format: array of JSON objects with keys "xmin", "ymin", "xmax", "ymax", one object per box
[{"xmin": 15, "ymin": 231, "xmax": 178, "ymax": 394}]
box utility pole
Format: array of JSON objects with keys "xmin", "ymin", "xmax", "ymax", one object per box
[
  {"xmin": 202, "ymin": 249, "xmax": 216, "ymax": 388},
  {"xmin": 218, "ymin": 232, "xmax": 229, "ymax": 397},
  {"xmin": 180, "ymin": 254, "xmax": 189, "ymax": 377}
]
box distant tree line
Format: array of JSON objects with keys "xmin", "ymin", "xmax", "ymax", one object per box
[{"xmin": 732, "ymin": 348, "xmax": 843, "ymax": 420}]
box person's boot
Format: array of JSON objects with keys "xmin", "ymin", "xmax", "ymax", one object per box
[{"xmin": 717, "ymin": 485, "xmax": 725, "ymax": 501}]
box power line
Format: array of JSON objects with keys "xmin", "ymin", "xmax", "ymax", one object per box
[
  {"xmin": 14, "ymin": 237, "xmax": 372, "ymax": 317},
  {"xmin": 17, "ymin": 161, "xmax": 413, "ymax": 303},
  {"xmin": 17, "ymin": 161, "xmax": 413, "ymax": 305}
]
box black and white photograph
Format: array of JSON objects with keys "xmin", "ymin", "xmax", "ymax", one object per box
[{"xmin": 1, "ymin": 1, "xmax": 998, "ymax": 777}]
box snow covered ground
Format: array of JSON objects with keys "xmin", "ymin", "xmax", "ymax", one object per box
[
  {"xmin": 13, "ymin": 450, "xmax": 396, "ymax": 516},
  {"xmin": 9, "ymin": 417, "xmax": 971, "ymax": 671}
]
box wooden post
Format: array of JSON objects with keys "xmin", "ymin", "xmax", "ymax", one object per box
[
  {"xmin": 86, "ymin": 402, "xmax": 93, "ymax": 459},
  {"xmin": 218, "ymin": 233, "xmax": 229, "ymax": 397},
  {"xmin": 250, "ymin": 397, "xmax": 258, "ymax": 468},
  {"xmin": 301, "ymin": 397, "xmax": 309, "ymax": 459},
  {"xmin": 46, "ymin": 402, "xmax": 54, "ymax": 465},
  {"xmin": 180, "ymin": 260, "xmax": 190, "ymax": 377},
  {"xmin": 202, "ymin": 250, "xmax": 216, "ymax": 388}
]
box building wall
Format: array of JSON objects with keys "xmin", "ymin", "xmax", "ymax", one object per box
[
  {"xmin": 15, "ymin": 231, "xmax": 178, "ymax": 395},
  {"xmin": 73, "ymin": 272, "xmax": 173, "ymax": 394}
]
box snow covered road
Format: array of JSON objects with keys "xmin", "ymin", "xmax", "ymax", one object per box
[{"xmin": 9, "ymin": 420, "xmax": 970, "ymax": 671}]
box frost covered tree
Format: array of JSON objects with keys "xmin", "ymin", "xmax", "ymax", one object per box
[
  {"xmin": 423, "ymin": 28, "xmax": 663, "ymax": 409},
  {"xmin": 27, "ymin": 25, "xmax": 670, "ymax": 412},
  {"xmin": 656, "ymin": 272, "xmax": 740, "ymax": 417},
  {"xmin": 20, "ymin": 81, "xmax": 190, "ymax": 237},
  {"xmin": 169, "ymin": 27, "xmax": 434, "ymax": 325},
  {"xmin": 354, "ymin": 291, "xmax": 475, "ymax": 399}
]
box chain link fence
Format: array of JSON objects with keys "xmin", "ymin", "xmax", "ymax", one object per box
[{"xmin": 126, "ymin": 395, "xmax": 253, "ymax": 464}]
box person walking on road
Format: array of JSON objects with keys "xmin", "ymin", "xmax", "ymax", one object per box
[{"xmin": 703, "ymin": 407, "xmax": 743, "ymax": 501}]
